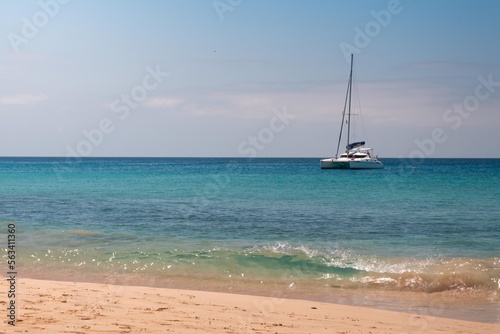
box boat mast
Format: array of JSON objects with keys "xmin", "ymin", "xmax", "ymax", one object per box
[
  {"xmin": 335, "ymin": 54, "xmax": 353, "ymax": 157},
  {"xmin": 347, "ymin": 53, "xmax": 353, "ymax": 152}
]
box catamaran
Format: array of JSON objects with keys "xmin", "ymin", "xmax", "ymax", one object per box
[{"xmin": 320, "ymin": 54, "xmax": 384, "ymax": 169}]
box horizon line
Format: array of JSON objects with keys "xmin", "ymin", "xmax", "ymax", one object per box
[{"xmin": 1, "ymin": 156, "xmax": 499, "ymax": 160}]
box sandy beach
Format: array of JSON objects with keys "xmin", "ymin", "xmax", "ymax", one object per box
[{"xmin": 1, "ymin": 278, "xmax": 498, "ymax": 334}]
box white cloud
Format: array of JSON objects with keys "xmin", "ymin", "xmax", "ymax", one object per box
[
  {"xmin": 0, "ymin": 93, "xmax": 47, "ymax": 105},
  {"xmin": 224, "ymin": 95, "xmax": 271, "ymax": 108},
  {"xmin": 159, "ymin": 83, "xmax": 338, "ymax": 120},
  {"xmin": 143, "ymin": 77, "xmax": 497, "ymax": 127},
  {"xmin": 143, "ymin": 96, "xmax": 184, "ymax": 108}
]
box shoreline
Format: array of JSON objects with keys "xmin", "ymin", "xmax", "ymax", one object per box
[
  {"xmin": 17, "ymin": 268, "xmax": 500, "ymax": 325},
  {"xmin": 3, "ymin": 278, "xmax": 499, "ymax": 333}
]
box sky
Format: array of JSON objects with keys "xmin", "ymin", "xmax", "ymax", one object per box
[{"xmin": 0, "ymin": 0, "xmax": 499, "ymax": 158}]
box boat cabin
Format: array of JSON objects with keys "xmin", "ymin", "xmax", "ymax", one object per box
[{"xmin": 340, "ymin": 147, "xmax": 372, "ymax": 159}]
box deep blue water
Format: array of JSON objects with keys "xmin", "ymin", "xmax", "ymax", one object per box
[{"xmin": 1, "ymin": 157, "xmax": 499, "ymax": 322}]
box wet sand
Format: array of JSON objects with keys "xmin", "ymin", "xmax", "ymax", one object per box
[{"xmin": 2, "ymin": 278, "xmax": 499, "ymax": 333}]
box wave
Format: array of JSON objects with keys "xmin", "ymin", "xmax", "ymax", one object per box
[
  {"xmin": 7, "ymin": 241, "xmax": 500, "ymax": 294},
  {"xmin": 243, "ymin": 242, "xmax": 500, "ymax": 293}
]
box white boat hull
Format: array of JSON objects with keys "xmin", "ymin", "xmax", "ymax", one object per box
[
  {"xmin": 349, "ymin": 159, "xmax": 384, "ymax": 169},
  {"xmin": 320, "ymin": 158, "xmax": 384, "ymax": 169},
  {"xmin": 320, "ymin": 158, "xmax": 350, "ymax": 169}
]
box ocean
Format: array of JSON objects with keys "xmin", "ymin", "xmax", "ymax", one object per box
[{"xmin": 1, "ymin": 157, "xmax": 499, "ymax": 324}]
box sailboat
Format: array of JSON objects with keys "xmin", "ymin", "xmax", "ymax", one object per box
[{"xmin": 320, "ymin": 54, "xmax": 384, "ymax": 169}]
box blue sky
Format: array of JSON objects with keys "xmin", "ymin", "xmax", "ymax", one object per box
[{"xmin": 1, "ymin": 0, "xmax": 499, "ymax": 158}]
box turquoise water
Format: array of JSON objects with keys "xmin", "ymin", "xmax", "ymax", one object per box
[{"xmin": 1, "ymin": 157, "xmax": 499, "ymax": 322}]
